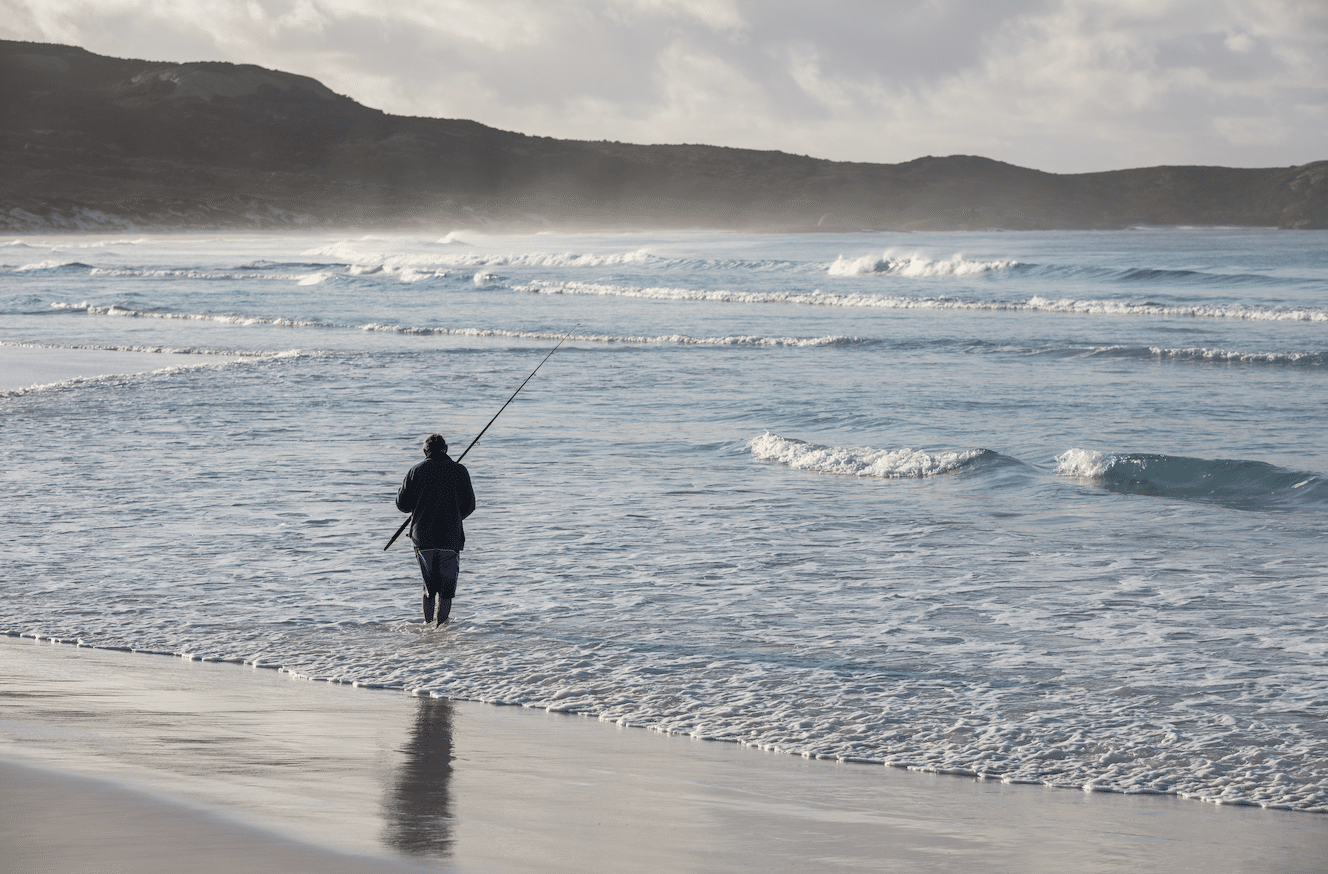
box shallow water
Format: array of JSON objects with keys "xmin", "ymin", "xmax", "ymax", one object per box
[{"xmin": 2, "ymin": 228, "xmax": 1326, "ymax": 811}]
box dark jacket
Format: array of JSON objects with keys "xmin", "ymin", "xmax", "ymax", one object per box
[{"xmin": 396, "ymin": 455, "xmax": 476, "ymax": 551}]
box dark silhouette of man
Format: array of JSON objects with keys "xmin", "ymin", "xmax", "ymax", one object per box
[{"xmin": 396, "ymin": 434, "xmax": 475, "ymax": 626}]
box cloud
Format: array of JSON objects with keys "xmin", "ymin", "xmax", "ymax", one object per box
[{"xmin": 2, "ymin": 0, "xmax": 1324, "ymax": 171}]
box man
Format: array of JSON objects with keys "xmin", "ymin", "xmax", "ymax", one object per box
[{"xmin": 396, "ymin": 433, "xmax": 476, "ymax": 626}]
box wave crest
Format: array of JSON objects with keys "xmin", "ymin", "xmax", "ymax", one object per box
[
  {"xmin": 1056, "ymin": 449, "xmax": 1328, "ymax": 509},
  {"xmin": 12, "ymin": 260, "xmax": 94, "ymax": 273},
  {"xmin": 46, "ymin": 303, "xmax": 858, "ymax": 347},
  {"xmin": 1027, "ymin": 296, "xmax": 1327, "ymax": 321},
  {"xmin": 49, "ymin": 302, "xmax": 333, "ymax": 328},
  {"xmin": 749, "ymin": 433, "xmax": 990, "ymax": 478},
  {"xmin": 828, "ymin": 252, "xmax": 1019, "ymax": 277},
  {"xmin": 518, "ymin": 281, "xmax": 1327, "ymax": 322},
  {"xmin": 301, "ymin": 242, "xmax": 661, "ymax": 269}
]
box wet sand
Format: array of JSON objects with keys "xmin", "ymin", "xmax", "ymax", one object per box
[
  {"xmin": 2, "ymin": 636, "xmax": 1325, "ymax": 873},
  {"xmin": 1, "ymin": 758, "xmax": 429, "ymax": 874}
]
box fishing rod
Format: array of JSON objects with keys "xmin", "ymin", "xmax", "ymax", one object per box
[{"xmin": 384, "ymin": 325, "xmax": 579, "ymax": 551}]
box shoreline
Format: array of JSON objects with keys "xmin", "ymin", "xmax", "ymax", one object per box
[
  {"xmin": 11, "ymin": 629, "xmax": 1320, "ymax": 812},
  {"xmin": 3, "ymin": 635, "xmax": 1326, "ymax": 873}
]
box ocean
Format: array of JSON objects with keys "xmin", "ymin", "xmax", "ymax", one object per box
[{"xmin": 2, "ymin": 227, "xmax": 1325, "ymax": 812}]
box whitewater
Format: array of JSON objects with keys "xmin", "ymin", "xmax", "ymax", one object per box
[{"xmin": 2, "ymin": 228, "xmax": 1326, "ymax": 812}]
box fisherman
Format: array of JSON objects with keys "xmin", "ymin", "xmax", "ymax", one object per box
[{"xmin": 396, "ymin": 433, "xmax": 476, "ymax": 626}]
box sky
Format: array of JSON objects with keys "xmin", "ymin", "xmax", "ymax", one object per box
[{"xmin": 4, "ymin": 0, "xmax": 1326, "ymax": 173}]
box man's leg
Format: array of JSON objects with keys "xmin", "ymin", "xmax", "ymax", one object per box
[
  {"xmin": 416, "ymin": 549, "xmax": 459, "ymax": 627},
  {"xmin": 435, "ymin": 551, "xmax": 459, "ymax": 626},
  {"xmin": 422, "ymin": 585, "xmax": 436, "ymax": 623},
  {"xmin": 415, "ymin": 548, "xmax": 436, "ymax": 623}
]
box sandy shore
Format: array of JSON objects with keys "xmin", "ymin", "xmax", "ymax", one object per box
[
  {"xmin": 2, "ymin": 636, "xmax": 1325, "ymax": 873},
  {"xmin": 0, "ymin": 342, "xmax": 241, "ymax": 392}
]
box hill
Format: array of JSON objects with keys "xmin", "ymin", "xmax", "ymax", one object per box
[{"xmin": 3, "ymin": 40, "xmax": 1325, "ymax": 232}]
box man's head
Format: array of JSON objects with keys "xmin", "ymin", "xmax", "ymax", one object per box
[{"xmin": 423, "ymin": 433, "xmax": 448, "ymax": 459}]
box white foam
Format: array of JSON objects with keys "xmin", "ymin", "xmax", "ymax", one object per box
[
  {"xmin": 46, "ymin": 302, "xmax": 858, "ymax": 348},
  {"xmin": 15, "ymin": 260, "xmax": 87, "ymax": 272},
  {"xmin": 396, "ymin": 267, "xmax": 443, "ymax": 283},
  {"xmin": 1, "ymin": 340, "xmax": 263, "ymax": 357},
  {"xmin": 1054, "ymin": 448, "xmax": 1113, "ymax": 478},
  {"xmin": 63, "ymin": 238, "xmax": 151, "ymax": 249},
  {"xmin": 749, "ymin": 433, "xmax": 987, "ymax": 478},
  {"xmin": 828, "ymin": 252, "xmax": 1019, "ymax": 277},
  {"xmin": 516, "ymin": 281, "xmax": 1328, "ymax": 322},
  {"xmin": 516, "ymin": 279, "xmax": 1009, "ymax": 309},
  {"xmin": 88, "ymin": 268, "xmax": 294, "ymax": 281},
  {"xmin": 1027, "ymin": 295, "xmax": 1328, "ymax": 322},
  {"xmin": 301, "ymin": 241, "xmax": 659, "ymax": 269},
  {"xmin": 49, "ymin": 302, "xmax": 333, "ymax": 329},
  {"xmin": 358, "ymin": 324, "xmax": 863, "ymax": 347},
  {"xmin": 0, "ymin": 344, "xmax": 272, "ymax": 397},
  {"xmin": 1144, "ymin": 346, "xmax": 1327, "ymax": 364}
]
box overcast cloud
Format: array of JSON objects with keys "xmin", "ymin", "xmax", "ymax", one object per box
[{"xmin": 4, "ymin": 0, "xmax": 1325, "ymax": 172}]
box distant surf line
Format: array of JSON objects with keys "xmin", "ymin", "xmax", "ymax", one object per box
[
  {"xmin": 43, "ymin": 303, "xmax": 868, "ymax": 348},
  {"xmin": 517, "ymin": 281, "xmax": 1328, "ymax": 322},
  {"xmin": 41, "ymin": 303, "xmax": 1328, "ymax": 362}
]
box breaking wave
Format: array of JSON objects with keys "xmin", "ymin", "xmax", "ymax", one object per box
[
  {"xmin": 1025, "ymin": 295, "xmax": 1327, "ymax": 321},
  {"xmin": 518, "ymin": 281, "xmax": 1328, "ymax": 321},
  {"xmin": 48, "ymin": 302, "xmax": 335, "ymax": 328},
  {"xmin": 1026, "ymin": 263, "xmax": 1327, "ymax": 289},
  {"xmin": 89, "ymin": 267, "xmax": 302, "ymax": 281},
  {"xmin": 0, "ymin": 347, "xmax": 295, "ymax": 399},
  {"xmin": 302, "ymin": 242, "xmax": 664, "ymax": 269},
  {"xmin": 1021, "ymin": 345, "xmax": 1328, "ymax": 366},
  {"xmin": 748, "ymin": 433, "xmax": 995, "ymax": 478},
  {"xmin": 11, "ymin": 261, "xmax": 95, "ymax": 273},
  {"xmin": 828, "ymin": 253, "xmax": 1021, "ymax": 277},
  {"xmin": 361, "ymin": 325, "xmax": 868, "ymax": 347},
  {"xmin": 45, "ymin": 302, "xmax": 862, "ymax": 348},
  {"xmin": 1055, "ymin": 449, "xmax": 1328, "ymax": 510},
  {"xmin": 0, "ymin": 340, "xmax": 260, "ymax": 357},
  {"xmin": 302, "ymin": 240, "xmax": 816, "ymax": 274},
  {"xmin": 829, "ymin": 254, "xmax": 1328, "ymax": 290}
]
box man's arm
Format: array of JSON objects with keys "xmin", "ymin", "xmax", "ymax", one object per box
[
  {"xmin": 458, "ymin": 467, "xmax": 476, "ymax": 520},
  {"xmin": 396, "ymin": 468, "xmax": 417, "ymax": 514}
]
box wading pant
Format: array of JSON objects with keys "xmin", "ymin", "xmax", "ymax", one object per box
[{"xmin": 414, "ymin": 548, "xmax": 459, "ymax": 624}]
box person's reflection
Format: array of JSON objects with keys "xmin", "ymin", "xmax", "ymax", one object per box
[{"xmin": 381, "ymin": 695, "xmax": 454, "ymax": 857}]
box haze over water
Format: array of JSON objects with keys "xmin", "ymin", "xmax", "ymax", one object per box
[{"xmin": 2, "ymin": 228, "xmax": 1326, "ymax": 812}]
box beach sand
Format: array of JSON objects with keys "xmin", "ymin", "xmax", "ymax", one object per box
[
  {"xmin": 0, "ymin": 342, "xmax": 240, "ymax": 392},
  {"xmin": 2, "ymin": 636, "xmax": 1325, "ymax": 874}
]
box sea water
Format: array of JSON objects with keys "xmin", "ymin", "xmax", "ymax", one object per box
[{"xmin": 2, "ymin": 228, "xmax": 1326, "ymax": 812}]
